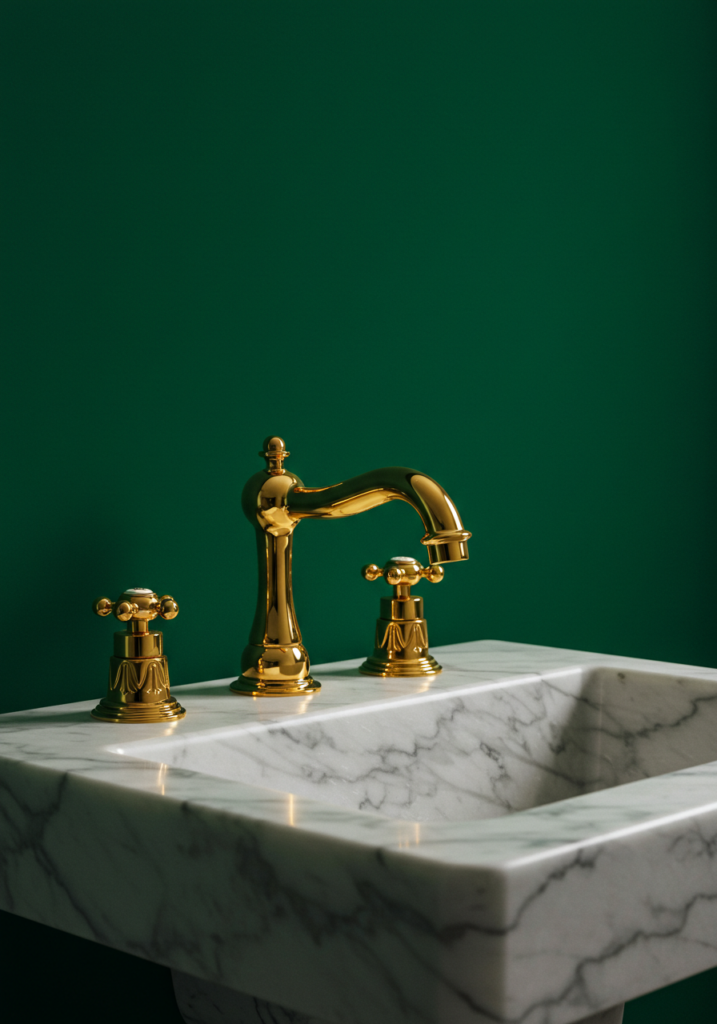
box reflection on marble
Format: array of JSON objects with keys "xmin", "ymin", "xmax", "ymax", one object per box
[{"xmin": 1, "ymin": 641, "xmax": 717, "ymax": 1024}]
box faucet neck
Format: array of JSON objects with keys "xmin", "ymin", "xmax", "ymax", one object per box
[{"xmin": 248, "ymin": 529, "xmax": 301, "ymax": 648}]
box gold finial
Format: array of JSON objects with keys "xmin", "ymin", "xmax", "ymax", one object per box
[
  {"xmin": 91, "ymin": 587, "xmax": 185, "ymax": 723},
  {"xmin": 259, "ymin": 435, "xmax": 290, "ymax": 475}
]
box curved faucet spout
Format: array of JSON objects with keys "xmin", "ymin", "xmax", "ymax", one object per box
[
  {"xmin": 291, "ymin": 467, "xmax": 470, "ymax": 564},
  {"xmin": 231, "ymin": 437, "xmax": 470, "ymax": 697}
]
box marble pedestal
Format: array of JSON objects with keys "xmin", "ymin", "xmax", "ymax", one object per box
[{"xmin": 171, "ymin": 971, "xmax": 625, "ymax": 1024}]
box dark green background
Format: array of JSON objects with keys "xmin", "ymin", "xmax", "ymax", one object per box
[{"xmin": 2, "ymin": 1, "xmax": 716, "ymax": 1021}]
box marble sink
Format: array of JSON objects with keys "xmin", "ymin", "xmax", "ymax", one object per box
[
  {"xmin": 3, "ymin": 640, "xmax": 717, "ymax": 1024},
  {"xmin": 124, "ymin": 661, "xmax": 717, "ymax": 825}
]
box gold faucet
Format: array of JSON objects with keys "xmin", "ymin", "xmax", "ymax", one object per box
[{"xmin": 231, "ymin": 437, "xmax": 471, "ymax": 697}]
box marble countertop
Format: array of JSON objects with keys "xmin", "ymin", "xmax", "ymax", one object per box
[{"xmin": 2, "ymin": 640, "xmax": 717, "ymax": 1024}]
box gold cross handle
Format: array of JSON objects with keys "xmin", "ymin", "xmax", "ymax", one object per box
[
  {"xmin": 93, "ymin": 588, "xmax": 179, "ymax": 629},
  {"xmin": 361, "ymin": 557, "xmax": 444, "ymax": 594}
]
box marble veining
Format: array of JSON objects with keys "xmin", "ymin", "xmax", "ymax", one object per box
[{"xmin": 1, "ymin": 640, "xmax": 717, "ymax": 1024}]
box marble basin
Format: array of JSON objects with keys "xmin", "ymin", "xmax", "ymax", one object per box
[
  {"xmin": 3, "ymin": 640, "xmax": 717, "ymax": 1024},
  {"xmin": 123, "ymin": 664, "xmax": 717, "ymax": 825}
]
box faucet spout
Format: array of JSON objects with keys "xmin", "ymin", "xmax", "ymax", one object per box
[
  {"xmin": 290, "ymin": 467, "xmax": 470, "ymax": 564},
  {"xmin": 231, "ymin": 437, "xmax": 470, "ymax": 697}
]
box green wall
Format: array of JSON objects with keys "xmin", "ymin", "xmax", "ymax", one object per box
[{"xmin": 2, "ymin": 2, "xmax": 716, "ymax": 1021}]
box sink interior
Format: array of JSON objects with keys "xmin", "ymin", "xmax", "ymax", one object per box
[{"xmin": 123, "ymin": 667, "xmax": 717, "ymax": 822}]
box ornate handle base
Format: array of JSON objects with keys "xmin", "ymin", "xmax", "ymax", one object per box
[
  {"xmin": 360, "ymin": 613, "xmax": 442, "ymax": 678},
  {"xmin": 361, "ymin": 653, "xmax": 442, "ymax": 678},
  {"xmin": 92, "ymin": 654, "xmax": 186, "ymax": 723}
]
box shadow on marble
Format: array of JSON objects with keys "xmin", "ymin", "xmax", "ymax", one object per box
[
  {"xmin": 172, "ymin": 970, "xmax": 325, "ymax": 1024},
  {"xmin": 171, "ymin": 971, "xmax": 624, "ymax": 1024},
  {"xmin": 0, "ymin": 709, "xmax": 93, "ymax": 725}
]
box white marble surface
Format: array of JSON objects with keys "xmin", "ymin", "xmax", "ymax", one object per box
[{"xmin": 1, "ymin": 640, "xmax": 717, "ymax": 1024}]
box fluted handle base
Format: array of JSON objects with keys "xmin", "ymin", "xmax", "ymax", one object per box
[
  {"xmin": 91, "ymin": 654, "xmax": 186, "ymax": 722},
  {"xmin": 359, "ymin": 612, "xmax": 442, "ymax": 678},
  {"xmin": 360, "ymin": 652, "xmax": 442, "ymax": 678}
]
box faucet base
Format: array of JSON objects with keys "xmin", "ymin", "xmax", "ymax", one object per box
[
  {"xmin": 232, "ymin": 642, "xmax": 321, "ymax": 697},
  {"xmin": 230, "ymin": 676, "xmax": 321, "ymax": 697},
  {"xmin": 359, "ymin": 654, "xmax": 442, "ymax": 678}
]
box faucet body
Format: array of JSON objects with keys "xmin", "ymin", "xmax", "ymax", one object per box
[{"xmin": 232, "ymin": 437, "xmax": 470, "ymax": 696}]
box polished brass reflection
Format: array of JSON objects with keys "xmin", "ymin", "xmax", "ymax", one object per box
[
  {"xmin": 91, "ymin": 587, "xmax": 186, "ymax": 722},
  {"xmin": 360, "ymin": 556, "xmax": 444, "ymax": 677},
  {"xmin": 232, "ymin": 437, "xmax": 470, "ymax": 696}
]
